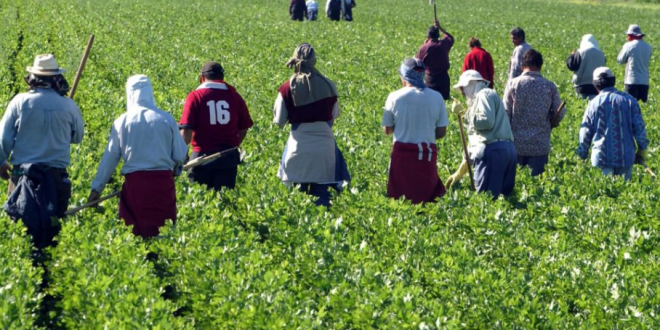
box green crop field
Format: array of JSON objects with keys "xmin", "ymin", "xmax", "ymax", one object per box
[{"xmin": 0, "ymin": 0, "xmax": 659, "ymax": 328}]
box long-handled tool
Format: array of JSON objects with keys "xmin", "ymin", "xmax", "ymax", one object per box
[
  {"xmin": 65, "ymin": 191, "xmax": 119, "ymax": 216},
  {"xmin": 182, "ymin": 147, "xmax": 239, "ymax": 171},
  {"xmin": 66, "ymin": 148, "xmax": 240, "ymax": 215},
  {"xmin": 457, "ymin": 113, "xmax": 476, "ymax": 190},
  {"xmin": 69, "ymin": 34, "xmax": 94, "ymax": 100},
  {"xmin": 640, "ymin": 160, "xmax": 657, "ymax": 179},
  {"xmin": 550, "ymin": 101, "xmax": 566, "ymax": 128}
]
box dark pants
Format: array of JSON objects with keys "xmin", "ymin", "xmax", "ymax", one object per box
[
  {"xmin": 343, "ymin": 5, "xmax": 353, "ymax": 21},
  {"xmin": 473, "ymin": 141, "xmax": 517, "ymax": 199},
  {"xmin": 298, "ymin": 183, "xmax": 337, "ymax": 207},
  {"xmin": 425, "ymin": 72, "xmax": 451, "ymax": 101},
  {"xmin": 10, "ymin": 168, "xmax": 71, "ymax": 218},
  {"xmin": 9, "ymin": 167, "xmax": 70, "ymax": 248},
  {"xmin": 575, "ymin": 84, "xmax": 598, "ymax": 100},
  {"xmin": 291, "ymin": 11, "xmax": 304, "ymax": 21},
  {"xmin": 517, "ymin": 154, "xmax": 549, "ymax": 177},
  {"xmin": 625, "ymin": 84, "xmax": 649, "ymax": 103},
  {"xmin": 188, "ymin": 148, "xmax": 240, "ymax": 191},
  {"xmin": 307, "ymin": 9, "xmax": 317, "ymax": 20}
]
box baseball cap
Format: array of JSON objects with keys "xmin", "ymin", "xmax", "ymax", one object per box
[
  {"xmin": 201, "ymin": 61, "xmax": 224, "ymax": 74},
  {"xmin": 593, "ymin": 67, "xmax": 614, "ymax": 81}
]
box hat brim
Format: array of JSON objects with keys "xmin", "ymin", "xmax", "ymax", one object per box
[
  {"xmin": 453, "ymin": 78, "xmax": 489, "ymax": 89},
  {"xmin": 26, "ymin": 66, "xmax": 66, "ymax": 76}
]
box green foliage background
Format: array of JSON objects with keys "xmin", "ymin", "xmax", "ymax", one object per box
[{"xmin": 0, "ymin": 0, "xmax": 659, "ymax": 328}]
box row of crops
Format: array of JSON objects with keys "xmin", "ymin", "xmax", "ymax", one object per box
[{"xmin": 1, "ymin": 0, "xmax": 659, "ymax": 328}]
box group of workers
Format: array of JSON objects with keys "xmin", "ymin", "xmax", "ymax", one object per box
[
  {"xmin": 0, "ymin": 19, "xmax": 652, "ymax": 247},
  {"xmin": 289, "ymin": 0, "xmax": 356, "ymax": 22},
  {"xmin": 397, "ymin": 21, "xmax": 651, "ymax": 203}
]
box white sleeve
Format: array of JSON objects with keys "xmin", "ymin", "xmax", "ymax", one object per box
[
  {"xmin": 90, "ymin": 122, "xmax": 123, "ymax": 194},
  {"xmin": 381, "ymin": 94, "xmax": 395, "ymax": 127},
  {"xmin": 273, "ymin": 93, "xmax": 289, "ymax": 127}
]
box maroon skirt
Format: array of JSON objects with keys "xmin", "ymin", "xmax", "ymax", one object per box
[
  {"xmin": 119, "ymin": 170, "xmax": 176, "ymax": 238},
  {"xmin": 387, "ymin": 141, "xmax": 446, "ymax": 204}
]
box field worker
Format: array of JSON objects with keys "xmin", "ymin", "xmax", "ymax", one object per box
[
  {"xmin": 306, "ymin": 0, "xmax": 318, "ymax": 20},
  {"xmin": 0, "ymin": 54, "xmax": 84, "ymax": 249},
  {"xmin": 617, "ymin": 25, "xmax": 652, "ymax": 103},
  {"xmin": 577, "ymin": 67, "xmax": 649, "ymax": 180},
  {"xmin": 179, "ymin": 62, "xmax": 253, "ymax": 191},
  {"xmin": 416, "ymin": 20, "xmax": 455, "ymax": 101},
  {"xmin": 289, "ymin": 0, "xmax": 307, "ymax": 21},
  {"xmin": 274, "ymin": 43, "xmax": 351, "ymax": 207},
  {"xmin": 342, "ymin": 0, "xmax": 356, "ymax": 21},
  {"xmin": 382, "ymin": 58, "xmax": 449, "ymax": 203},
  {"xmin": 446, "ymin": 70, "xmax": 516, "ymax": 198},
  {"xmin": 566, "ymin": 34, "xmax": 606, "ymax": 100},
  {"xmin": 504, "ymin": 49, "xmax": 564, "ymax": 177},
  {"xmin": 326, "ymin": 0, "xmax": 341, "ymax": 21},
  {"xmin": 88, "ymin": 75, "xmax": 187, "ymax": 238},
  {"xmin": 507, "ymin": 27, "xmax": 532, "ymax": 84},
  {"xmin": 461, "ymin": 37, "xmax": 494, "ymax": 89}
]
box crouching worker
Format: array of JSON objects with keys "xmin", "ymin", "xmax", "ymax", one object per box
[
  {"xmin": 577, "ymin": 67, "xmax": 649, "ymax": 180},
  {"xmin": 274, "ymin": 43, "xmax": 351, "ymax": 207},
  {"xmin": 179, "ymin": 61, "xmax": 253, "ymax": 191},
  {"xmin": 0, "ymin": 54, "xmax": 84, "ymax": 249},
  {"xmin": 447, "ymin": 70, "xmax": 516, "ymax": 199},
  {"xmin": 382, "ymin": 58, "xmax": 449, "ymax": 203},
  {"xmin": 88, "ymin": 75, "xmax": 187, "ymax": 238}
]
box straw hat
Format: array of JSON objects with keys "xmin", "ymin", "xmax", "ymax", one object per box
[{"xmin": 26, "ymin": 54, "xmax": 66, "ymax": 76}]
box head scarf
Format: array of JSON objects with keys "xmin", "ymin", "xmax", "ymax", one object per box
[
  {"xmin": 285, "ymin": 43, "xmax": 338, "ymax": 107},
  {"xmin": 579, "ymin": 34, "xmax": 599, "ymax": 51},
  {"xmin": 126, "ymin": 74, "xmax": 157, "ymax": 111},
  {"xmin": 399, "ymin": 58, "xmax": 426, "ymax": 90}
]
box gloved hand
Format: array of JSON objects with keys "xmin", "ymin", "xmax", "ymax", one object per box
[
  {"xmin": 446, "ymin": 159, "xmax": 469, "ymax": 189},
  {"xmin": 451, "ymin": 99, "xmax": 466, "ymax": 117},
  {"xmin": 635, "ymin": 149, "xmax": 647, "ymax": 165}
]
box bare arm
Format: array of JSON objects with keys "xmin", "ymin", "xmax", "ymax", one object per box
[
  {"xmin": 180, "ymin": 128, "xmax": 193, "ymax": 145},
  {"xmin": 382, "ymin": 126, "xmax": 394, "ymax": 135}
]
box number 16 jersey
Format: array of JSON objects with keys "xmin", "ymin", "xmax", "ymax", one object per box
[{"xmin": 179, "ymin": 81, "xmax": 254, "ymax": 153}]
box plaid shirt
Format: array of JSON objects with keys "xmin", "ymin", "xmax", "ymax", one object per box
[{"xmin": 504, "ymin": 71, "xmax": 563, "ymax": 156}]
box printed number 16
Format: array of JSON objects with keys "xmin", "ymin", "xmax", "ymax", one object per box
[{"xmin": 207, "ymin": 100, "xmax": 230, "ymax": 125}]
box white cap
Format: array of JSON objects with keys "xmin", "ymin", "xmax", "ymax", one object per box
[
  {"xmin": 625, "ymin": 24, "xmax": 645, "ymax": 37},
  {"xmin": 593, "ymin": 67, "xmax": 614, "ymax": 81},
  {"xmin": 453, "ymin": 70, "xmax": 488, "ymax": 89}
]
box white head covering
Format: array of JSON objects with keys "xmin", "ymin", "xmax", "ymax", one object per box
[
  {"xmin": 579, "ymin": 34, "xmax": 599, "ymax": 51},
  {"xmin": 126, "ymin": 75, "xmax": 157, "ymax": 111},
  {"xmin": 454, "ymin": 70, "xmax": 489, "ymax": 101}
]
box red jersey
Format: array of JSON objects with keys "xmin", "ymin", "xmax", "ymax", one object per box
[
  {"xmin": 180, "ymin": 81, "xmax": 253, "ymax": 153},
  {"xmin": 462, "ymin": 47, "xmax": 495, "ymax": 88}
]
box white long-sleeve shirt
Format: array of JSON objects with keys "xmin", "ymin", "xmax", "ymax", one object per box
[
  {"xmin": 91, "ymin": 75, "xmax": 187, "ymax": 194},
  {"xmin": 617, "ymin": 39, "xmax": 652, "ymax": 85},
  {"xmin": 0, "ymin": 88, "xmax": 84, "ymax": 168},
  {"xmin": 90, "ymin": 107, "xmax": 187, "ymax": 194}
]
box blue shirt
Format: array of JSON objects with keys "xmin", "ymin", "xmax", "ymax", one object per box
[
  {"xmin": 90, "ymin": 107, "xmax": 187, "ymax": 194},
  {"xmin": 578, "ymin": 87, "xmax": 649, "ymax": 169},
  {"xmin": 0, "ymin": 88, "xmax": 84, "ymax": 168}
]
